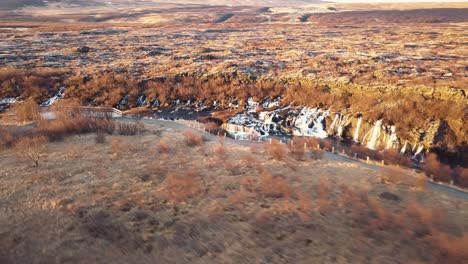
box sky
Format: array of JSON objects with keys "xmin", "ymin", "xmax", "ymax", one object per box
[{"xmin": 330, "ymin": 0, "xmax": 467, "ymax": 2}]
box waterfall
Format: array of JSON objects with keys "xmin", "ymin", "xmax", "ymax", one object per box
[
  {"xmin": 386, "ymin": 126, "xmax": 398, "ymax": 149},
  {"xmin": 41, "ymin": 87, "xmax": 65, "ymax": 107},
  {"xmin": 222, "ymin": 123, "xmax": 259, "ymax": 137},
  {"xmin": 412, "ymin": 145, "xmax": 424, "ymax": 159},
  {"xmin": 366, "ymin": 119, "xmax": 382, "ymax": 150},
  {"xmin": 258, "ymin": 111, "xmax": 278, "ymax": 135},
  {"xmin": 353, "ymin": 117, "xmax": 362, "ymax": 142},
  {"xmin": 328, "ymin": 113, "xmax": 351, "ymax": 138},
  {"xmin": 137, "ymin": 95, "xmax": 147, "ymax": 107},
  {"xmin": 152, "ymin": 98, "xmax": 160, "ymax": 107},
  {"xmin": 118, "ymin": 95, "xmax": 128, "ymax": 106},
  {"xmin": 400, "ymin": 140, "xmax": 407, "ymax": 154},
  {"xmin": 329, "ymin": 114, "xmax": 339, "ymax": 133},
  {"xmin": 292, "ymin": 108, "xmax": 328, "ymax": 138},
  {"xmin": 337, "ymin": 115, "xmax": 351, "ymax": 138}
]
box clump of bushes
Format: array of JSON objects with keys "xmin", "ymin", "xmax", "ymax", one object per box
[
  {"xmin": 183, "ymin": 131, "xmax": 205, "ymax": 147},
  {"xmin": 266, "ymin": 139, "xmax": 287, "ymax": 160}
]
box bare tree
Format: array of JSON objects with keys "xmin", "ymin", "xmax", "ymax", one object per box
[
  {"xmin": 13, "ymin": 99, "xmax": 40, "ymax": 123},
  {"xmin": 14, "ymin": 136, "xmax": 48, "ymax": 167}
]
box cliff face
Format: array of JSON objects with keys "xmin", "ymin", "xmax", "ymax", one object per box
[
  {"xmin": 0, "ymin": 69, "xmax": 465, "ymax": 162},
  {"xmin": 219, "ymin": 96, "xmax": 461, "ymax": 159}
]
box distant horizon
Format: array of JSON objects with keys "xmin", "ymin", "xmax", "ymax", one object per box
[{"xmin": 330, "ymin": 0, "xmax": 468, "ymax": 2}]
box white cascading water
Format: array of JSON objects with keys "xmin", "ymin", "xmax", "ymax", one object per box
[
  {"xmin": 412, "ymin": 145, "xmax": 424, "ymax": 159},
  {"xmin": 41, "ymin": 87, "xmax": 65, "ymax": 107},
  {"xmin": 0, "ymin": 98, "xmax": 18, "ymax": 104},
  {"xmin": 137, "ymin": 95, "xmax": 147, "ymax": 107},
  {"xmin": 329, "ymin": 114, "xmax": 339, "ymax": 133},
  {"xmin": 337, "ymin": 115, "xmax": 351, "ymax": 138},
  {"xmin": 366, "ymin": 119, "xmax": 382, "ymax": 150},
  {"xmin": 386, "ymin": 126, "xmax": 399, "ymax": 149},
  {"xmin": 258, "ymin": 111, "xmax": 277, "ymax": 135},
  {"xmin": 222, "ymin": 123, "xmax": 255, "ymax": 134},
  {"xmin": 400, "ymin": 140, "xmax": 407, "ymax": 154},
  {"xmin": 353, "ymin": 117, "xmax": 362, "ymax": 142},
  {"xmin": 292, "ymin": 108, "xmax": 328, "ymax": 138},
  {"xmin": 329, "ymin": 113, "xmax": 351, "ymax": 138}
]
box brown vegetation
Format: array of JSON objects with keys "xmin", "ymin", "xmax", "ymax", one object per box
[
  {"xmin": 183, "ymin": 131, "xmax": 204, "ymax": 147},
  {"xmin": 14, "ymin": 135, "xmax": 48, "ymax": 167},
  {"xmin": 266, "ymin": 139, "xmax": 287, "ymax": 161},
  {"xmin": 11, "ymin": 99, "xmax": 40, "ymax": 123}
]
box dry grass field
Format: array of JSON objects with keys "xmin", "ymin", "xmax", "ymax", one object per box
[
  {"xmin": 0, "ymin": 2, "xmax": 467, "ymax": 262},
  {"xmin": 0, "ymin": 121, "xmax": 467, "ymax": 263}
]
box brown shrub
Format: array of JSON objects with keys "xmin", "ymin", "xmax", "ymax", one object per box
[
  {"xmin": 241, "ymin": 153, "xmax": 263, "ymax": 172},
  {"xmin": 321, "ymin": 138, "xmax": 335, "ymax": 152},
  {"xmin": 158, "ymin": 171, "xmax": 203, "ymax": 203},
  {"xmin": 428, "ymin": 231, "xmax": 468, "ymax": 263},
  {"xmin": 406, "ymin": 202, "xmax": 441, "ymax": 228},
  {"xmin": 424, "ymin": 153, "xmax": 452, "ymax": 183},
  {"xmin": 111, "ymin": 138, "xmax": 125, "ymax": 156},
  {"xmin": 259, "ymin": 171, "xmax": 292, "ymax": 198},
  {"xmin": 183, "ymin": 131, "xmax": 204, "ymax": 147},
  {"xmin": 240, "ymin": 176, "xmax": 256, "ymax": 192},
  {"xmin": 454, "ymin": 166, "xmax": 468, "ymax": 188},
  {"xmin": 157, "ymin": 140, "xmax": 171, "ymax": 154},
  {"xmin": 12, "ymin": 99, "xmax": 40, "ymax": 123},
  {"xmin": 296, "ymin": 191, "xmax": 312, "ymax": 213},
  {"xmin": 117, "ymin": 122, "xmax": 144, "ymax": 136},
  {"xmin": 367, "ymin": 197, "xmax": 395, "ymax": 230},
  {"xmin": 213, "ymin": 142, "xmax": 227, "ymax": 159},
  {"xmin": 14, "ymin": 136, "xmax": 48, "ymax": 167},
  {"xmin": 266, "ymin": 139, "xmax": 287, "ymax": 160},
  {"xmin": 204, "ymin": 121, "xmax": 219, "ymax": 132},
  {"xmin": 310, "ymin": 150, "xmax": 324, "ymax": 160},
  {"xmin": 289, "ymin": 136, "xmax": 305, "ymax": 161},
  {"xmin": 229, "ymin": 189, "xmax": 249, "ymax": 207}
]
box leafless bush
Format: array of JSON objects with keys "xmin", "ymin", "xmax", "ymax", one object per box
[
  {"xmin": 117, "ymin": 122, "xmax": 144, "ymax": 136},
  {"xmin": 14, "ymin": 136, "xmax": 48, "ymax": 167},
  {"xmin": 259, "ymin": 171, "xmax": 292, "ymax": 198},
  {"xmin": 157, "ymin": 170, "xmax": 203, "ymax": 203},
  {"xmin": 213, "ymin": 141, "xmax": 227, "ymax": 159},
  {"xmin": 229, "ymin": 189, "xmax": 249, "ymax": 207},
  {"xmin": 289, "ymin": 137, "xmax": 305, "ymax": 161},
  {"xmin": 183, "ymin": 131, "xmax": 204, "ymax": 147},
  {"xmin": 12, "ymin": 99, "xmax": 40, "ymax": 123},
  {"xmin": 266, "ymin": 139, "xmax": 287, "ymax": 160},
  {"xmin": 157, "ymin": 140, "xmax": 171, "ymax": 154},
  {"xmin": 309, "ymin": 150, "xmax": 324, "ymax": 160}
]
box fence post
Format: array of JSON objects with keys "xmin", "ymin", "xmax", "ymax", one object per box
[
  {"xmin": 317, "ymin": 144, "xmax": 320, "ymax": 150},
  {"xmin": 381, "ymin": 160, "xmax": 384, "ymax": 166},
  {"xmin": 354, "ymin": 153, "xmax": 357, "ymax": 159},
  {"xmin": 366, "ymin": 156, "xmax": 370, "ymax": 163},
  {"xmin": 269, "ymin": 138, "xmax": 272, "ymax": 144},
  {"xmin": 331, "ymin": 147, "xmax": 335, "ymax": 154},
  {"xmin": 304, "ymin": 143, "xmax": 307, "ymax": 150}
]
